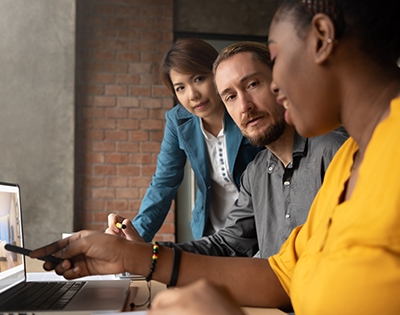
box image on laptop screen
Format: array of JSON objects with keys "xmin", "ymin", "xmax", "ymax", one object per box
[{"xmin": 0, "ymin": 183, "xmax": 25, "ymax": 294}]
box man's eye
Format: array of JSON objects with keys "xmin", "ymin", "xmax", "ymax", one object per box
[
  {"xmin": 248, "ymin": 81, "xmax": 258, "ymax": 89},
  {"xmin": 225, "ymin": 95, "xmax": 236, "ymax": 101}
]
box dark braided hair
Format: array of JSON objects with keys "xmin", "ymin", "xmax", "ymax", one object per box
[{"xmin": 275, "ymin": 0, "xmax": 400, "ymax": 66}]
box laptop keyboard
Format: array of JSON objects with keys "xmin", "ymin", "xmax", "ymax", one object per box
[{"xmin": 1, "ymin": 281, "xmax": 86, "ymax": 311}]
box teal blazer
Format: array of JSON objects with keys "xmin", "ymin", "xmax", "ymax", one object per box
[{"xmin": 133, "ymin": 104, "xmax": 262, "ymax": 241}]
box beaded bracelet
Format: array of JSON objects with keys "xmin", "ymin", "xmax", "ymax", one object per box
[{"xmin": 145, "ymin": 241, "xmax": 159, "ymax": 282}]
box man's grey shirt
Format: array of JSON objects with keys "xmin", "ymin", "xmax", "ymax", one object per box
[{"xmin": 163, "ymin": 128, "xmax": 348, "ymax": 258}]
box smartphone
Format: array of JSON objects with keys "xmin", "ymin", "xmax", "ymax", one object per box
[{"xmin": 4, "ymin": 244, "xmax": 64, "ymax": 265}]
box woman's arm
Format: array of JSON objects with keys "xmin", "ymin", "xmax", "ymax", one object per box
[{"xmin": 132, "ymin": 110, "xmax": 188, "ymax": 241}]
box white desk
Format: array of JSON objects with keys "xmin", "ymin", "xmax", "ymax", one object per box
[{"xmin": 27, "ymin": 258, "xmax": 285, "ymax": 314}]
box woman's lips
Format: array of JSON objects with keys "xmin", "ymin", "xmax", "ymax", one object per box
[{"xmin": 194, "ymin": 101, "xmax": 208, "ymax": 110}]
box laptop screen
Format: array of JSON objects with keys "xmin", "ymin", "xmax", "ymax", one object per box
[{"xmin": 0, "ymin": 182, "xmax": 25, "ymax": 294}]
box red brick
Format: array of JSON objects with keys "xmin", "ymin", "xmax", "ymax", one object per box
[
  {"xmin": 93, "ymin": 28, "xmax": 117, "ymax": 38},
  {"xmin": 140, "ymin": 97, "xmax": 162, "ymax": 109},
  {"xmin": 84, "ymin": 39, "xmax": 104, "ymax": 49},
  {"xmin": 92, "ymin": 188, "xmax": 116, "ymax": 199},
  {"xmin": 86, "ymin": 16, "xmax": 104, "ymax": 27},
  {"xmin": 152, "ymin": 85, "xmax": 170, "ymax": 97},
  {"xmin": 128, "ymin": 130, "xmax": 148, "ymax": 141},
  {"xmin": 140, "ymin": 51, "xmax": 163, "ymax": 63},
  {"xmin": 105, "ymin": 130, "xmax": 128, "ymax": 141},
  {"xmin": 85, "ymin": 61, "xmax": 106, "ymax": 72},
  {"xmin": 105, "ymin": 85, "xmax": 128, "ymax": 96},
  {"xmin": 86, "ymin": 130, "xmax": 105, "ymax": 141},
  {"xmin": 84, "ymin": 199, "xmax": 105, "ymax": 211},
  {"xmin": 93, "ymin": 165, "xmax": 116, "ymax": 175},
  {"xmin": 105, "ymin": 108, "xmax": 128, "ymax": 118},
  {"xmin": 129, "ymin": 108, "xmax": 149, "ymax": 119},
  {"xmin": 86, "ymin": 176, "xmax": 105, "ymax": 187},
  {"xmin": 129, "ymin": 18, "xmax": 153, "ymax": 29},
  {"xmin": 116, "ymin": 188, "xmax": 139, "ymax": 199},
  {"xmin": 117, "ymin": 119, "xmax": 139, "ymax": 130},
  {"xmin": 140, "ymin": 119, "xmax": 163, "ymax": 131},
  {"xmin": 92, "ymin": 141, "xmax": 115, "ymax": 152},
  {"xmin": 118, "ymin": 52, "xmax": 140, "ymax": 62},
  {"xmin": 106, "ymin": 62, "xmax": 129, "ymax": 73},
  {"xmin": 106, "ymin": 200, "xmax": 129, "ymax": 211},
  {"xmin": 93, "ymin": 96, "xmax": 116, "ymax": 107},
  {"xmin": 93, "ymin": 118, "xmax": 117, "ymax": 129},
  {"xmin": 129, "ymin": 86, "xmax": 151, "ymax": 97},
  {"xmin": 140, "ymin": 7, "xmax": 164, "ymax": 18},
  {"xmin": 140, "ymin": 74, "xmax": 159, "ymax": 85},
  {"xmin": 117, "ymin": 165, "xmax": 140, "ymax": 176},
  {"xmin": 158, "ymin": 223, "xmax": 175, "ymax": 234},
  {"xmin": 106, "ymin": 176, "xmax": 128, "ymax": 187},
  {"xmin": 118, "ymin": 29, "xmax": 140, "ymax": 39},
  {"xmin": 150, "ymin": 130, "xmax": 164, "ymax": 142},
  {"xmin": 117, "ymin": 142, "xmax": 139, "ymax": 153},
  {"xmin": 93, "ymin": 50, "xmax": 116, "ymax": 61},
  {"xmin": 129, "ymin": 153, "xmax": 152, "ymax": 164},
  {"xmin": 149, "ymin": 108, "xmax": 167, "ymax": 119},
  {"xmin": 105, "ymin": 39, "xmax": 129, "ymax": 51},
  {"xmin": 162, "ymin": 97, "xmax": 174, "ymax": 109},
  {"xmin": 84, "ymin": 84, "xmax": 105, "ymax": 95},
  {"xmin": 91, "ymin": 211, "xmax": 112, "ymax": 223},
  {"xmin": 77, "ymin": 0, "xmax": 175, "ymax": 241},
  {"xmin": 140, "ymin": 141, "xmax": 161, "ymax": 153},
  {"xmin": 116, "ymin": 5, "xmax": 140, "ymax": 16},
  {"xmin": 93, "ymin": 73, "xmax": 116, "ymax": 84},
  {"xmin": 155, "ymin": 19, "xmax": 172, "ymax": 31},
  {"xmin": 92, "ymin": 4, "xmax": 116, "ymax": 15},
  {"xmin": 142, "ymin": 165, "xmax": 156, "ymax": 176},
  {"xmin": 129, "ymin": 62, "xmax": 152, "ymax": 74},
  {"xmin": 118, "ymin": 97, "xmax": 140, "ymax": 108},
  {"xmin": 117, "ymin": 74, "xmax": 139, "ymax": 85},
  {"xmin": 106, "ymin": 153, "xmax": 128, "ymax": 164},
  {"xmin": 128, "ymin": 200, "xmax": 142, "ymax": 211},
  {"xmin": 105, "ymin": 17, "xmax": 127, "ymax": 28}
]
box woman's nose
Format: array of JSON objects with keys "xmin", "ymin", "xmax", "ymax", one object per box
[
  {"xmin": 189, "ymin": 87, "xmax": 200, "ymax": 100},
  {"xmin": 270, "ymin": 80, "xmax": 279, "ymax": 94}
]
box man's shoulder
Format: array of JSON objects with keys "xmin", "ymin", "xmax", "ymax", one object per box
[
  {"xmin": 309, "ymin": 127, "xmax": 349, "ymax": 150},
  {"xmin": 245, "ymin": 148, "xmax": 271, "ymax": 170}
]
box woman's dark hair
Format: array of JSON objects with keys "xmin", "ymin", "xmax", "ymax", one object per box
[
  {"xmin": 161, "ymin": 38, "xmax": 218, "ymax": 96},
  {"xmin": 275, "ymin": 0, "xmax": 400, "ymax": 66}
]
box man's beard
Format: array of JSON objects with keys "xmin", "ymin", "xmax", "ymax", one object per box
[{"xmin": 241, "ymin": 115, "xmax": 286, "ymax": 147}]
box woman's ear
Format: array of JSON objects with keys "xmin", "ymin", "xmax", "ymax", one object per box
[{"xmin": 311, "ymin": 13, "xmax": 336, "ymax": 64}]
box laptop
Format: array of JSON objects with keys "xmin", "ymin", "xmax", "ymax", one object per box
[{"xmin": 0, "ymin": 182, "xmax": 131, "ymax": 314}]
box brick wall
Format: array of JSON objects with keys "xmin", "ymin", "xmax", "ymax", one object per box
[{"xmin": 75, "ymin": 0, "xmax": 175, "ymax": 242}]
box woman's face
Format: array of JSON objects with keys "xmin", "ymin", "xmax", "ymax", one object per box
[
  {"xmin": 170, "ymin": 70, "xmax": 224, "ymax": 119},
  {"xmin": 268, "ymin": 13, "xmax": 341, "ymax": 137}
]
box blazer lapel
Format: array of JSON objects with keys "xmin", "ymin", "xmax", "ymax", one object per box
[
  {"xmin": 224, "ymin": 111, "xmax": 242, "ymax": 173},
  {"xmin": 176, "ymin": 106, "xmax": 209, "ymax": 186}
]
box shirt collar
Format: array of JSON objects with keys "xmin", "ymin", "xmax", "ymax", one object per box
[
  {"xmin": 199, "ymin": 117, "xmax": 225, "ymax": 140},
  {"xmin": 292, "ymin": 132, "xmax": 308, "ymax": 159}
]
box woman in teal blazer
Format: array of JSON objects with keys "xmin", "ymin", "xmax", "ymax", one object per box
[{"xmin": 131, "ymin": 39, "xmax": 261, "ymax": 241}]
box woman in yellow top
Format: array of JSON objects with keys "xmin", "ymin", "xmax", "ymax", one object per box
[{"xmin": 31, "ymin": 0, "xmax": 400, "ymax": 314}]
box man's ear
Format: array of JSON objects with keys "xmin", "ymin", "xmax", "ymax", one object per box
[{"xmin": 311, "ymin": 13, "xmax": 336, "ymax": 64}]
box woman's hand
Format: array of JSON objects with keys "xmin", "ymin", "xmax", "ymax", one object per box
[
  {"xmin": 105, "ymin": 213, "xmax": 144, "ymax": 242},
  {"xmin": 149, "ymin": 279, "xmax": 245, "ymax": 315},
  {"xmin": 30, "ymin": 230, "xmax": 133, "ymax": 279}
]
